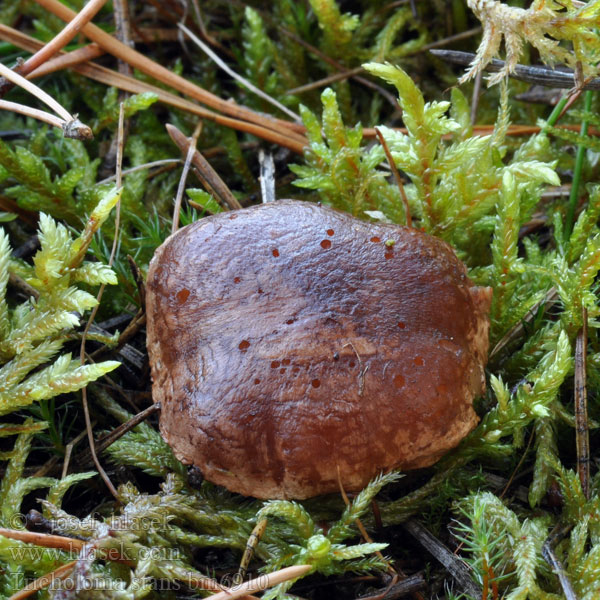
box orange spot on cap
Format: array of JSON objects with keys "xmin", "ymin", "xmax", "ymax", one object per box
[
  {"xmin": 175, "ymin": 289, "xmax": 190, "ymax": 304},
  {"xmin": 393, "ymin": 374, "xmax": 405, "ymax": 389}
]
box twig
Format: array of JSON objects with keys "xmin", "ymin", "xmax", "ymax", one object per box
[
  {"xmin": 113, "ymin": 0, "xmax": 134, "ymax": 70},
  {"xmin": 429, "ymin": 49, "xmax": 600, "ymax": 90},
  {"xmin": 76, "ymin": 403, "xmax": 161, "ymax": 468},
  {"xmin": 8, "ymin": 272, "xmax": 39, "ymax": 300},
  {"xmin": 356, "ymin": 574, "xmax": 427, "ymax": 600},
  {"xmin": 375, "ymin": 128, "xmax": 411, "ymax": 227},
  {"xmin": 402, "ymin": 520, "xmax": 482, "ymax": 600},
  {"xmin": 187, "ymin": 0, "xmax": 228, "ymax": 54},
  {"xmin": 172, "ymin": 120, "xmax": 203, "ymax": 233},
  {"xmin": 178, "ymin": 23, "xmax": 300, "ymax": 122},
  {"xmin": 542, "ymin": 524, "xmax": 578, "ymax": 600},
  {"xmin": 489, "ymin": 287, "xmax": 558, "ymax": 360},
  {"xmin": 238, "ymin": 517, "xmax": 268, "ymax": 579},
  {"xmin": 11, "ymin": 25, "xmax": 596, "ymax": 149},
  {"xmin": 363, "ymin": 124, "xmax": 600, "ymax": 141},
  {"xmin": 0, "ymin": 195, "xmax": 37, "ymax": 226},
  {"xmin": 11, "ymin": 235, "xmax": 40, "ymax": 259},
  {"xmin": 478, "ymin": 471, "xmax": 529, "ymax": 505},
  {"xmin": 574, "ymin": 307, "xmax": 590, "ymax": 500},
  {"xmin": 166, "ymin": 123, "xmax": 242, "ymax": 210}
]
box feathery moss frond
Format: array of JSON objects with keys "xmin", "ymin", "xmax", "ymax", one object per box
[
  {"xmin": 328, "ymin": 471, "xmax": 402, "ymax": 543},
  {"xmin": 290, "ymin": 88, "xmax": 404, "ymax": 223},
  {"xmin": 0, "ymin": 193, "xmax": 121, "ymax": 415},
  {"xmin": 258, "ymin": 501, "xmax": 316, "ymax": 542}
]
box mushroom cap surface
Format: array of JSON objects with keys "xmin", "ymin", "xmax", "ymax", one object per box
[{"xmin": 146, "ymin": 200, "xmax": 492, "ymax": 499}]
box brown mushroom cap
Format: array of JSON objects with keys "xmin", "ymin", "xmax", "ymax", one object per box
[{"xmin": 146, "ymin": 200, "xmax": 492, "ymax": 499}]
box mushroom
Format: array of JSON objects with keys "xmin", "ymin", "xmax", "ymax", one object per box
[{"xmin": 146, "ymin": 200, "xmax": 492, "ymax": 499}]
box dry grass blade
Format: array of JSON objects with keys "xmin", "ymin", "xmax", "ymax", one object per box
[
  {"xmin": 0, "ymin": 22, "xmax": 308, "ymax": 153},
  {"xmin": 179, "ymin": 23, "xmax": 301, "ymax": 122},
  {"xmin": 77, "ymin": 104, "xmax": 125, "ymax": 502},
  {"xmin": 61, "ymin": 427, "xmax": 90, "ymax": 478},
  {"xmin": 206, "ymin": 565, "xmax": 312, "ymax": 600},
  {"xmin": 286, "ymin": 66, "xmax": 365, "ymax": 96},
  {"xmin": 28, "ymin": 44, "xmax": 105, "ymax": 78},
  {"xmin": 67, "ymin": 65, "xmax": 307, "ymax": 151},
  {"xmin": 0, "ymin": 59, "xmax": 72, "ymax": 121},
  {"xmin": 0, "ymin": 99, "xmax": 67, "ymax": 130},
  {"xmin": 258, "ymin": 150, "xmax": 276, "ymax": 204},
  {"xmin": 172, "ymin": 121, "xmax": 203, "ymax": 233},
  {"xmin": 0, "ymin": 59, "xmax": 92, "ymax": 139},
  {"xmin": 166, "ymin": 124, "xmax": 242, "ymax": 211},
  {"xmin": 35, "ymin": 0, "xmax": 303, "ymax": 139},
  {"xmin": 9, "ymin": 0, "xmax": 107, "ymax": 84},
  {"xmin": 7, "ymin": 561, "xmax": 76, "ymax": 600},
  {"xmin": 0, "ymin": 529, "xmax": 84, "ymax": 552}
]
